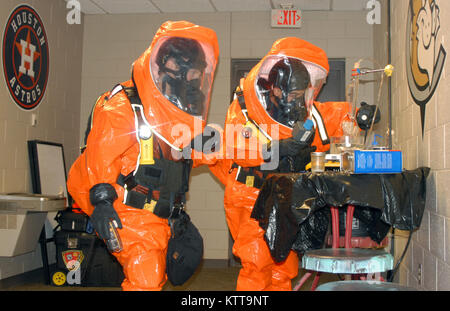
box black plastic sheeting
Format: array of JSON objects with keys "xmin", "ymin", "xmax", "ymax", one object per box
[{"xmin": 251, "ymin": 168, "xmax": 430, "ymax": 263}]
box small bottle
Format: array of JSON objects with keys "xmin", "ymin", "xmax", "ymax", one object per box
[{"xmin": 105, "ymin": 220, "xmax": 123, "ymax": 253}]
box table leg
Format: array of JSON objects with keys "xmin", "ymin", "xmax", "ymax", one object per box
[
  {"xmin": 345, "ymin": 205, "xmax": 355, "ymax": 249},
  {"xmin": 310, "ymin": 272, "xmax": 321, "ymax": 291},
  {"xmin": 331, "ymin": 207, "xmax": 340, "ymax": 248},
  {"xmin": 293, "ymin": 272, "xmax": 313, "ymax": 291}
]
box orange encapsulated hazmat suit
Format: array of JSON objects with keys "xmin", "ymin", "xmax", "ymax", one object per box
[
  {"xmin": 67, "ymin": 21, "xmax": 219, "ymax": 291},
  {"xmin": 209, "ymin": 37, "xmax": 352, "ymax": 291}
]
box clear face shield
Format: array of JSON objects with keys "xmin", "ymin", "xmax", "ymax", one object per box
[
  {"xmin": 150, "ymin": 36, "xmax": 216, "ymax": 120},
  {"xmin": 255, "ymin": 56, "xmax": 327, "ymax": 128},
  {"xmin": 303, "ymin": 62, "xmax": 327, "ymax": 110}
]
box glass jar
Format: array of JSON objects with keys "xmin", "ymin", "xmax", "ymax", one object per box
[{"xmin": 311, "ymin": 152, "xmax": 326, "ymax": 173}]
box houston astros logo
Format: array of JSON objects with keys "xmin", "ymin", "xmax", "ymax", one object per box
[
  {"xmin": 406, "ymin": 0, "xmax": 446, "ymax": 135},
  {"xmin": 2, "ymin": 5, "xmax": 49, "ymax": 110}
]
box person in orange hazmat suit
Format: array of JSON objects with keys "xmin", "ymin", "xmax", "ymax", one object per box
[
  {"xmin": 67, "ymin": 21, "xmax": 219, "ymax": 291},
  {"xmin": 208, "ymin": 37, "xmax": 354, "ymax": 291}
]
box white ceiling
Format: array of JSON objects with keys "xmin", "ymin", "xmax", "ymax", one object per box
[{"xmin": 66, "ymin": 0, "xmax": 369, "ymax": 15}]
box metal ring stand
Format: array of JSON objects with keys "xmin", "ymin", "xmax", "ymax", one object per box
[{"xmin": 293, "ymin": 205, "xmax": 398, "ymax": 291}]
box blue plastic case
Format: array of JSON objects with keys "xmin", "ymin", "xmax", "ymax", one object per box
[{"xmin": 353, "ymin": 150, "xmax": 403, "ymax": 174}]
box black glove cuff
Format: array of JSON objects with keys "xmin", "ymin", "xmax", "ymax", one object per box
[
  {"xmin": 278, "ymin": 139, "xmax": 294, "ymax": 157},
  {"xmin": 89, "ymin": 183, "xmax": 118, "ymax": 206}
]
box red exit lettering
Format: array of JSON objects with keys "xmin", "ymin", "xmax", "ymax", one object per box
[{"xmin": 277, "ymin": 10, "xmax": 301, "ymax": 26}]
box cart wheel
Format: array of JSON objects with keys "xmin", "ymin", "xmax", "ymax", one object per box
[{"xmin": 52, "ymin": 271, "xmax": 66, "ymax": 286}]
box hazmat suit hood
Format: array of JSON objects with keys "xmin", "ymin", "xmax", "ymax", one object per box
[
  {"xmin": 243, "ymin": 37, "xmax": 329, "ymax": 139},
  {"xmin": 132, "ymin": 21, "xmax": 219, "ymax": 150}
]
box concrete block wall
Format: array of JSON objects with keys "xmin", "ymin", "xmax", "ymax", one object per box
[
  {"xmin": 390, "ymin": 0, "xmax": 450, "ymax": 290},
  {"xmin": 0, "ymin": 0, "xmax": 83, "ymax": 279},
  {"xmin": 229, "ymin": 11, "xmax": 375, "ymax": 103},
  {"xmin": 80, "ymin": 10, "xmax": 374, "ymax": 261},
  {"xmin": 372, "ymin": 0, "xmax": 390, "ymax": 140}
]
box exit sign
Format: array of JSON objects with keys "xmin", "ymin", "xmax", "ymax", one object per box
[{"xmin": 271, "ymin": 9, "xmax": 302, "ymax": 28}]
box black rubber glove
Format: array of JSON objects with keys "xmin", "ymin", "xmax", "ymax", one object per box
[
  {"xmin": 292, "ymin": 120, "xmax": 315, "ymax": 145},
  {"xmin": 264, "ymin": 134, "xmax": 316, "ymax": 163},
  {"xmin": 89, "ymin": 183, "xmax": 122, "ymax": 240},
  {"xmin": 183, "ymin": 125, "xmax": 221, "ymax": 157},
  {"xmin": 263, "ymin": 119, "xmax": 316, "ymax": 170},
  {"xmin": 278, "ymin": 145, "xmax": 317, "ymax": 173},
  {"xmin": 276, "ymin": 119, "xmax": 315, "ymax": 156},
  {"xmin": 292, "ymin": 145, "xmax": 317, "ymax": 171},
  {"xmin": 278, "ymin": 137, "xmax": 307, "ymax": 157}
]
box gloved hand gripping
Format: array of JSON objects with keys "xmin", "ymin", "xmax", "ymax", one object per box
[{"xmin": 89, "ymin": 183, "xmax": 122, "ymax": 240}]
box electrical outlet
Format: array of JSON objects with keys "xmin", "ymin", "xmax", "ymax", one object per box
[{"xmin": 417, "ymin": 264, "xmax": 423, "ymax": 285}]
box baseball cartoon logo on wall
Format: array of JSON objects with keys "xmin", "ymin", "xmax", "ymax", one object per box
[
  {"xmin": 2, "ymin": 5, "xmax": 49, "ymax": 110},
  {"xmin": 406, "ymin": 0, "xmax": 446, "ymax": 135}
]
